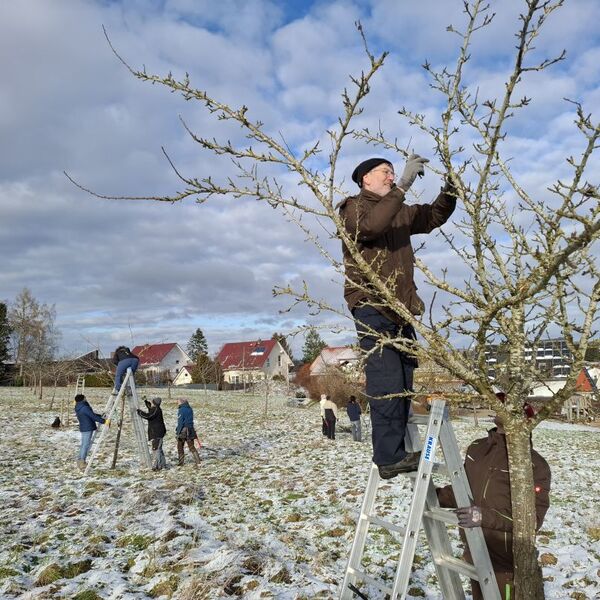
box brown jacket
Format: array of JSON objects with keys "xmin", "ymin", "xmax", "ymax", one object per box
[
  {"xmin": 437, "ymin": 428, "xmax": 551, "ymax": 571},
  {"xmin": 339, "ymin": 184, "xmax": 456, "ymax": 323}
]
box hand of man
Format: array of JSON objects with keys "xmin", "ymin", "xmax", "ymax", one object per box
[
  {"xmin": 104, "ymin": 418, "xmax": 111, "ymax": 428},
  {"xmin": 144, "ymin": 399, "xmax": 152, "ymax": 409},
  {"xmin": 455, "ymin": 505, "xmax": 483, "ymax": 528},
  {"xmin": 398, "ymin": 153, "xmax": 429, "ymax": 192}
]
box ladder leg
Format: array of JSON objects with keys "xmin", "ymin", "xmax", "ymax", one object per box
[
  {"xmin": 339, "ymin": 464, "xmax": 381, "ymax": 600},
  {"xmin": 128, "ymin": 374, "xmax": 152, "ymax": 470}
]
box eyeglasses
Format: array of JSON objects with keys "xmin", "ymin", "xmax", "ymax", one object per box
[{"xmin": 369, "ymin": 167, "xmax": 395, "ymax": 179}]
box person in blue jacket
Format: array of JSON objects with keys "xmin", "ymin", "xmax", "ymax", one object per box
[
  {"xmin": 346, "ymin": 395, "xmax": 362, "ymax": 442},
  {"xmin": 175, "ymin": 398, "xmax": 201, "ymax": 466},
  {"xmin": 74, "ymin": 393, "xmax": 109, "ymax": 469}
]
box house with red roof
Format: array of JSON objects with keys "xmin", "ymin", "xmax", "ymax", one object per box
[
  {"xmin": 216, "ymin": 339, "xmax": 292, "ymax": 385},
  {"xmin": 131, "ymin": 343, "xmax": 192, "ymax": 384}
]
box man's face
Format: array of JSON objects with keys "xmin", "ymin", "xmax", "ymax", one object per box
[{"xmin": 362, "ymin": 163, "xmax": 395, "ymax": 196}]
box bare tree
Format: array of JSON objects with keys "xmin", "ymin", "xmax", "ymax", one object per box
[{"xmin": 69, "ymin": 2, "xmax": 600, "ymax": 597}]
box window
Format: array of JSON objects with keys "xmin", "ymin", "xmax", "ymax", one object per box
[
  {"xmin": 278, "ymin": 355, "xmax": 282, "ymax": 366},
  {"xmin": 250, "ymin": 346, "xmax": 266, "ymax": 356}
]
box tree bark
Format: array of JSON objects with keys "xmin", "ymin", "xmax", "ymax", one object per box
[{"xmin": 505, "ymin": 423, "xmax": 545, "ymax": 599}]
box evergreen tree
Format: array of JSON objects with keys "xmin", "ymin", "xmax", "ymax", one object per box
[
  {"xmin": 187, "ymin": 328, "xmax": 208, "ymax": 361},
  {"xmin": 0, "ymin": 302, "xmax": 11, "ymax": 379},
  {"xmin": 272, "ymin": 332, "xmax": 294, "ymax": 362},
  {"xmin": 301, "ymin": 326, "xmax": 327, "ymax": 364}
]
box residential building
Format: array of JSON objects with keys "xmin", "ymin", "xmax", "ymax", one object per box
[
  {"xmin": 216, "ymin": 339, "xmax": 292, "ymax": 385},
  {"xmin": 131, "ymin": 343, "xmax": 192, "ymax": 384},
  {"xmin": 309, "ymin": 346, "xmax": 360, "ymax": 377},
  {"xmin": 485, "ymin": 338, "xmax": 573, "ymax": 379},
  {"xmin": 172, "ymin": 364, "xmax": 195, "ymax": 386}
]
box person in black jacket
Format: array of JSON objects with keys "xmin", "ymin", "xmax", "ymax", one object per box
[
  {"xmin": 112, "ymin": 346, "xmax": 140, "ymax": 393},
  {"xmin": 346, "ymin": 395, "xmax": 362, "ymax": 442},
  {"xmin": 137, "ymin": 397, "xmax": 167, "ymax": 471}
]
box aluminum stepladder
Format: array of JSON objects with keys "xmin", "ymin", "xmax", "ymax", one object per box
[
  {"xmin": 84, "ymin": 368, "xmax": 151, "ymax": 476},
  {"xmin": 340, "ymin": 399, "xmax": 500, "ymax": 600},
  {"xmin": 75, "ymin": 373, "xmax": 86, "ymax": 396}
]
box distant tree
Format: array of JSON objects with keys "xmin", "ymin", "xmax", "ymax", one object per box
[
  {"xmin": 0, "ymin": 303, "xmax": 11, "ymax": 380},
  {"xmin": 301, "ymin": 327, "xmax": 327, "ymax": 364},
  {"xmin": 272, "ymin": 332, "xmax": 294, "ymax": 362},
  {"xmin": 191, "ymin": 353, "xmax": 222, "ymax": 387},
  {"xmin": 8, "ymin": 288, "xmax": 59, "ymax": 382},
  {"xmin": 187, "ymin": 328, "xmax": 208, "ymax": 361}
]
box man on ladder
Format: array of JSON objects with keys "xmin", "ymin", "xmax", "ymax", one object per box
[{"xmin": 338, "ymin": 153, "xmax": 457, "ymax": 478}]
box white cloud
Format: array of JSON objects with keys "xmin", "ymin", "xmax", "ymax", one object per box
[{"xmin": 1, "ymin": 0, "xmax": 599, "ymax": 359}]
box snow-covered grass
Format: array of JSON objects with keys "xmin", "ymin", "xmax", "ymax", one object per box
[{"xmin": 0, "ymin": 387, "xmax": 598, "ymax": 599}]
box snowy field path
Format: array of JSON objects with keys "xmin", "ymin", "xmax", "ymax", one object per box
[{"xmin": 0, "ymin": 388, "xmax": 598, "ymax": 599}]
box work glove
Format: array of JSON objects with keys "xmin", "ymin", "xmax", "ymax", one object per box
[
  {"xmin": 398, "ymin": 153, "xmax": 429, "ymax": 192},
  {"xmin": 104, "ymin": 418, "xmax": 111, "ymax": 428},
  {"xmin": 455, "ymin": 505, "xmax": 483, "ymax": 528},
  {"xmin": 144, "ymin": 399, "xmax": 152, "ymax": 409}
]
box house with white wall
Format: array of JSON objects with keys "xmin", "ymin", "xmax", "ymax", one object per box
[
  {"xmin": 216, "ymin": 339, "xmax": 292, "ymax": 385},
  {"xmin": 132, "ymin": 343, "xmax": 192, "ymax": 384},
  {"xmin": 309, "ymin": 346, "xmax": 360, "ymax": 376},
  {"xmin": 172, "ymin": 364, "xmax": 195, "ymax": 386}
]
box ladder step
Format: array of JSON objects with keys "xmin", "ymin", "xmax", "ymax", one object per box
[
  {"xmin": 366, "ymin": 514, "xmax": 405, "ymax": 535},
  {"xmin": 434, "ymin": 555, "xmax": 478, "ymax": 580},
  {"xmin": 422, "ymin": 507, "xmax": 459, "ymax": 525},
  {"xmin": 405, "ymin": 462, "xmax": 448, "ymax": 477},
  {"xmin": 346, "ymin": 567, "xmax": 393, "ymax": 596}
]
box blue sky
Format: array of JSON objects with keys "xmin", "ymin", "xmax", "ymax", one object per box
[{"xmin": 1, "ymin": 0, "xmax": 599, "ymax": 359}]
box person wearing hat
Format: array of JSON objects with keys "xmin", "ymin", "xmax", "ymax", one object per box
[
  {"xmin": 137, "ymin": 397, "xmax": 168, "ymax": 471},
  {"xmin": 74, "ymin": 393, "xmax": 109, "ymax": 470},
  {"xmin": 436, "ymin": 399, "xmax": 551, "ymax": 600},
  {"xmin": 339, "ymin": 154, "xmax": 457, "ymax": 480}
]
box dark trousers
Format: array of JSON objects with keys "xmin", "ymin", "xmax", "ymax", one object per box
[
  {"xmin": 353, "ymin": 305, "xmax": 415, "ymax": 466},
  {"xmin": 321, "ymin": 418, "xmax": 328, "ymax": 436},
  {"xmin": 325, "ymin": 417, "xmax": 336, "ymax": 439},
  {"xmin": 115, "ymin": 357, "xmax": 139, "ymax": 390},
  {"xmin": 177, "ymin": 438, "xmax": 200, "ymax": 465}
]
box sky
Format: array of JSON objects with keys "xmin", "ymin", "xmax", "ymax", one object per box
[{"xmin": 2, "ymin": 0, "xmax": 600, "ymax": 360}]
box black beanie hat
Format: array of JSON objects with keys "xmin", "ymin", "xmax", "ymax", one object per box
[
  {"xmin": 352, "ymin": 158, "xmax": 392, "ymax": 187},
  {"xmin": 75, "ymin": 394, "xmax": 85, "ymax": 402}
]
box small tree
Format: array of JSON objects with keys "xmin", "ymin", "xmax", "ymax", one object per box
[
  {"xmin": 191, "ymin": 353, "xmax": 222, "ymax": 387},
  {"xmin": 301, "ymin": 327, "xmax": 327, "ymax": 365},
  {"xmin": 187, "ymin": 328, "xmax": 208, "ymax": 361}
]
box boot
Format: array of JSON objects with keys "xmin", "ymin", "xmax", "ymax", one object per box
[{"xmin": 77, "ymin": 459, "xmax": 87, "ymax": 470}]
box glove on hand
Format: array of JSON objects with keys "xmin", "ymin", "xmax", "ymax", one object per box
[
  {"xmin": 398, "ymin": 153, "xmax": 429, "ymax": 192},
  {"xmin": 144, "ymin": 399, "xmax": 152, "ymax": 409},
  {"xmin": 104, "ymin": 418, "xmax": 111, "ymax": 428},
  {"xmin": 455, "ymin": 505, "xmax": 483, "ymax": 528}
]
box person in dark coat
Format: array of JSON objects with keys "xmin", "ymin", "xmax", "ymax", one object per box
[
  {"xmin": 137, "ymin": 397, "xmax": 167, "ymax": 471},
  {"xmin": 339, "ymin": 155, "xmax": 457, "ymax": 479},
  {"xmin": 437, "ymin": 403, "xmax": 551, "ymax": 600},
  {"xmin": 175, "ymin": 398, "xmax": 201, "ymax": 466},
  {"xmin": 346, "ymin": 395, "xmax": 362, "ymax": 442},
  {"xmin": 74, "ymin": 393, "xmax": 109, "ymax": 469},
  {"xmin": 112, "ymin": 345, "xmax": 140, "ymax": 393}
]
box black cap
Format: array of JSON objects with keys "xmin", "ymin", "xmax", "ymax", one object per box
[
  {"xmin": 75, "ymin": 394, "xmax": 85, "ymax": 402},
  {"xmin": 351, "ymin": 158, "xmax": 392, "ymax": 187}
]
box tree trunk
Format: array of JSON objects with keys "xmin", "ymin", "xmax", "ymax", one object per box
[{"xmin": 505, "ymin": 423, "xmax": 545, "ymax": 599}]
